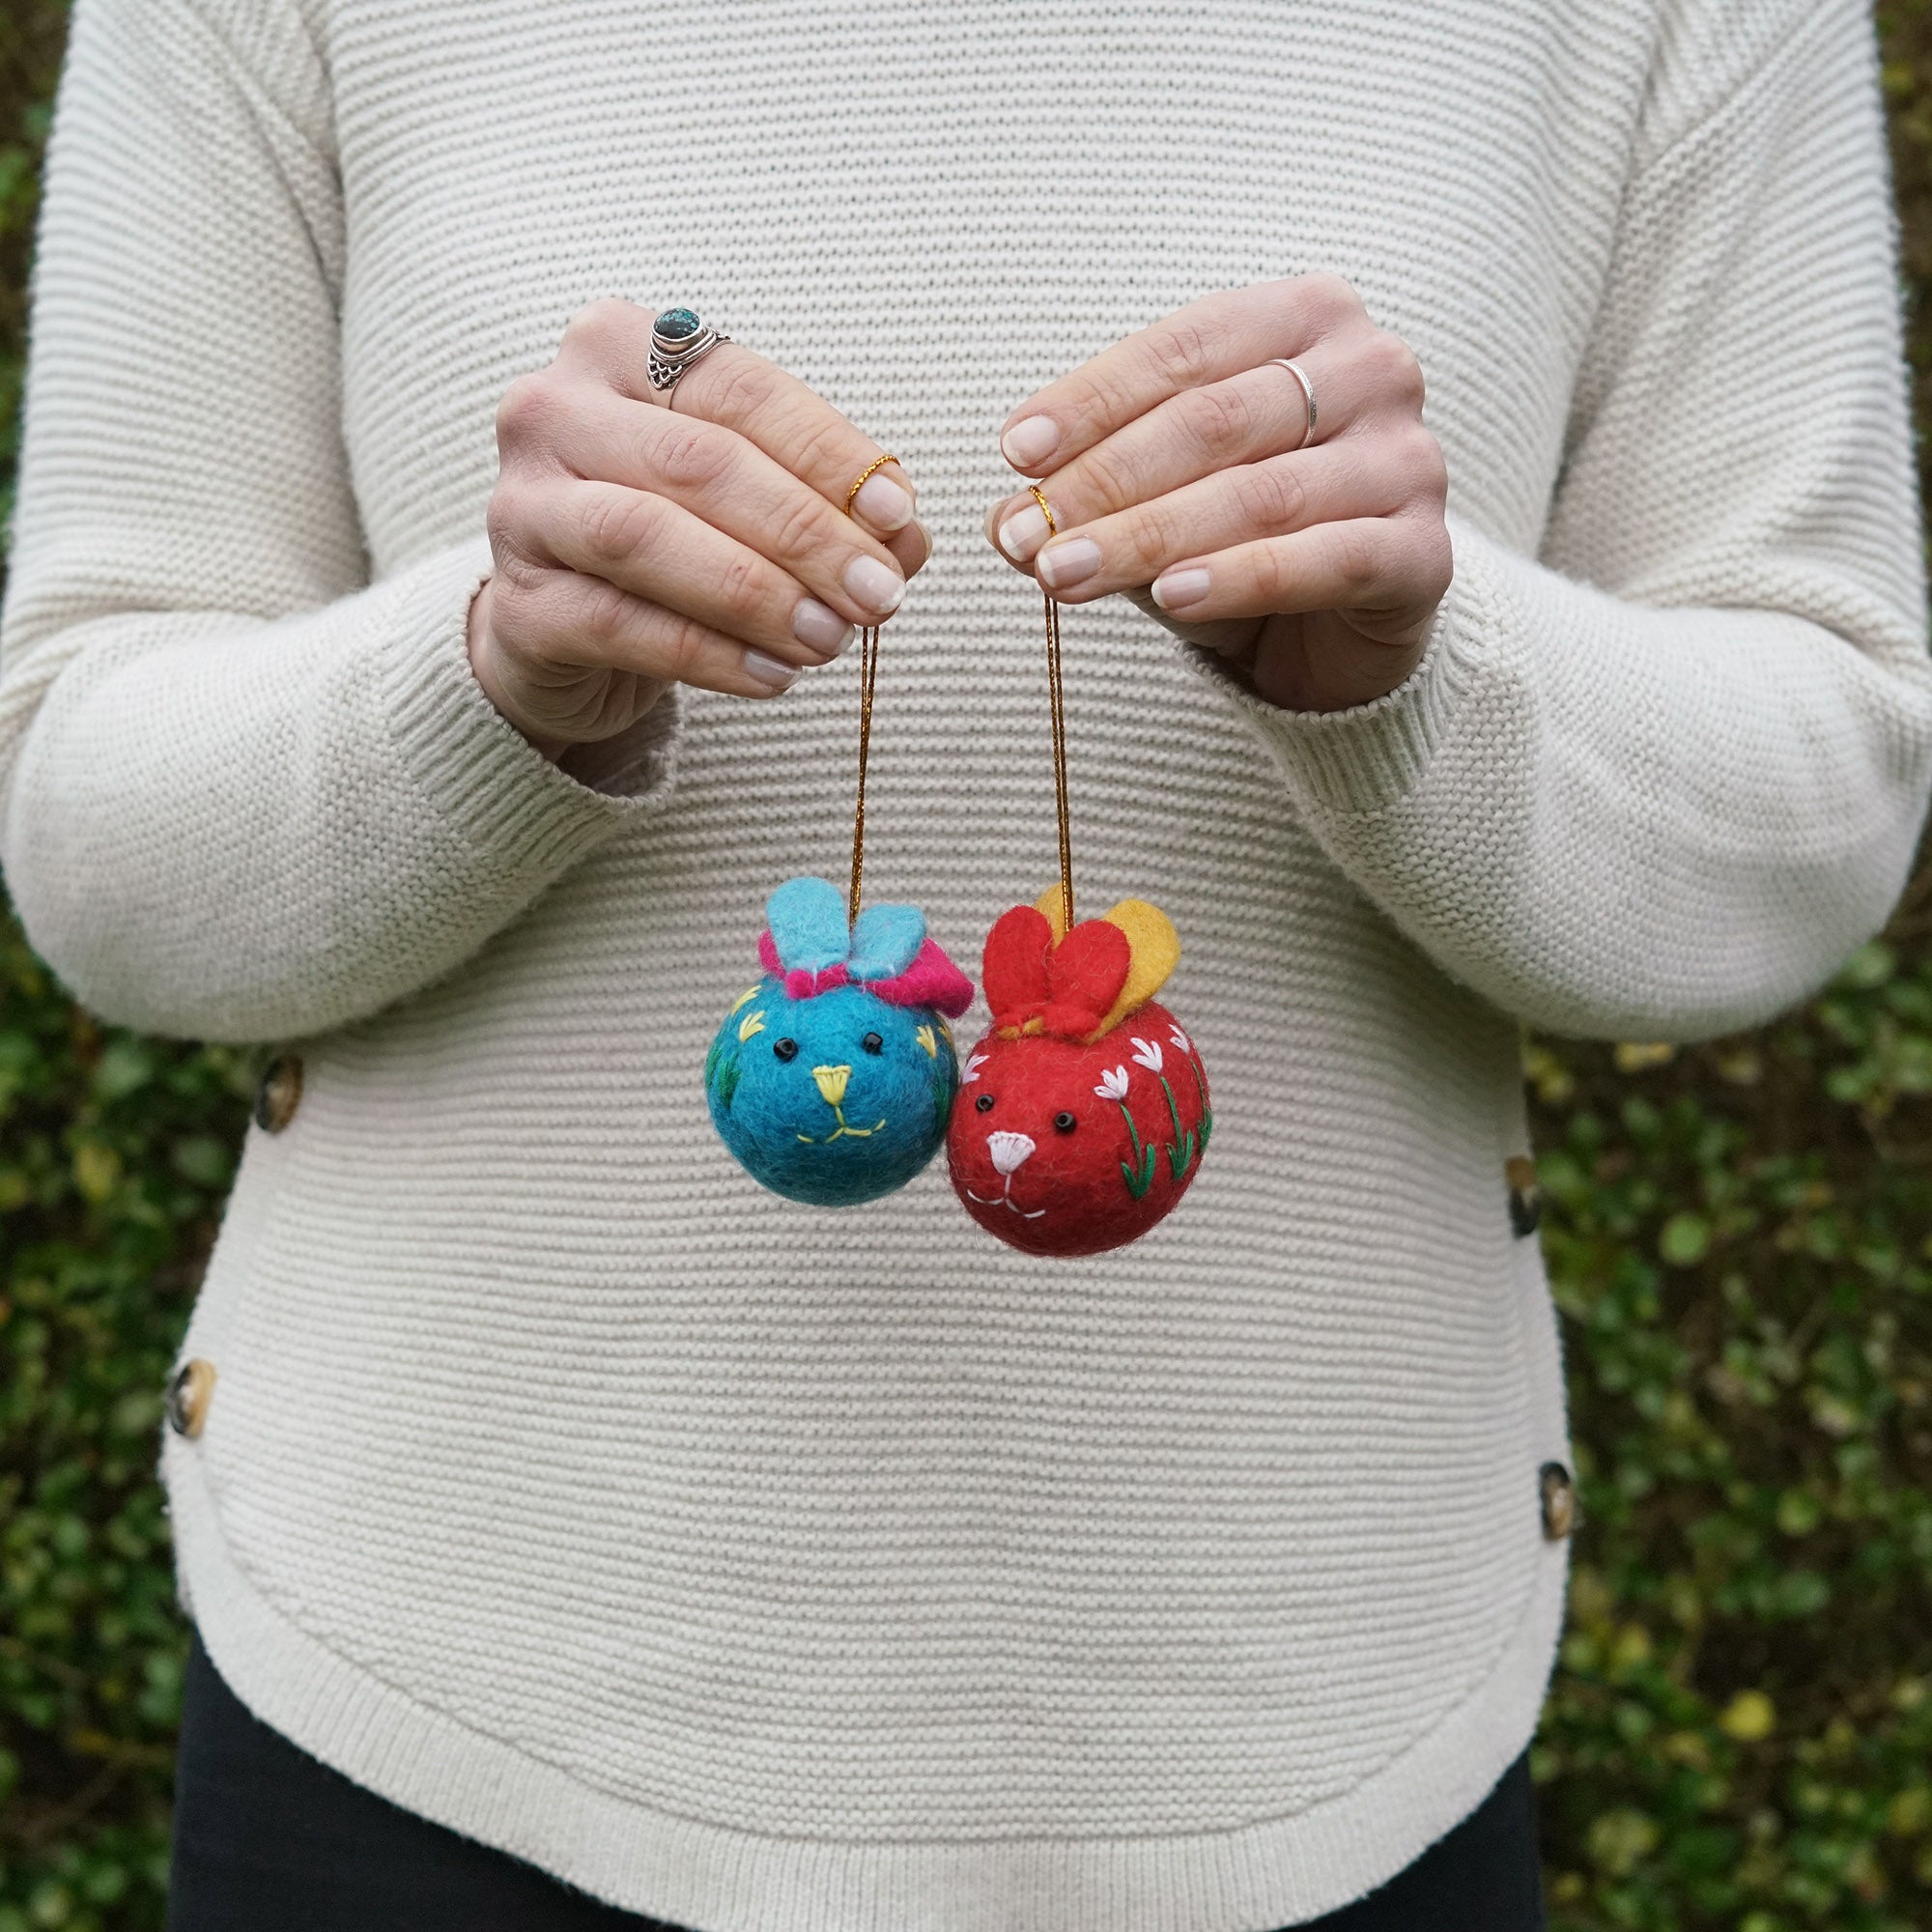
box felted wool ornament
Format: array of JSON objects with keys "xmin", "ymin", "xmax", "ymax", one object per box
[
  {"xmin": 705, "ymin": 876, "xmax": 975, "ymax": 1208},
  {"xmin": 947, "ymin": 890, "xmax": 1210, "ymax": 1257}
]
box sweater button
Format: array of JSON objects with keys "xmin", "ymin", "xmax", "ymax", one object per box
[
  {"xmin": 254, "ymin": 1055, "xmax": 303, "ymax": 1132},
  {"xmin": 1506, "ymin": 1154, "xmax": 1541, "ymax": 1236},
  {"xmin": 166, "ymin": 1358, "xmax": 217, "ymax": 1438},
  {"xmin": 1539, "ymin": 1461, "xmax": 1577, "ymax": 1540}
]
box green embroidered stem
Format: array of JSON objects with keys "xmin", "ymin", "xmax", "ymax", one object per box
[
  {"xmin": 1183, "ymin": 1052, "xmax": 1212, "ymax": 1155},
  {"xmin": 1117, "ymin": 1100, "xmax": 1156, "ymax": 1200},
  {"xmin": 1157, "ymin": 1072, "xmax": 1196, "ymax": 1179},
  {"xmin": 705, "ymin": 1038, "xmax": 741, "ymax": 1112}
]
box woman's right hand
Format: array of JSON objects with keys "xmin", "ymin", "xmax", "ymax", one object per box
[{"xmin": 468, "ymin": 299, "xmax": 927, "ymax": 758}]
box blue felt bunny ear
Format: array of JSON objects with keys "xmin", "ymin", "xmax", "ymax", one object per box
[
  {"xmin": 765, "ymin": 876, "xmax": 849, "ymax": 974},
  {"xmin": 847, "ymin": 902, "xmax": 926, "ymax": 981}
]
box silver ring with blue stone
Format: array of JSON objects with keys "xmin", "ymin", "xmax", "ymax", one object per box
[{"xmin": 648, "ymin": 307, "xmax": 730, "ymax": 394}]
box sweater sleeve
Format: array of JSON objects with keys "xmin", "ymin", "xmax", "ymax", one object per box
[
  {"xmin": 1185, "ymin": 0, "xmax": 1932, "ymax": 1043},
  {"xmin": 0, "ymin": 0, "xmax": 680, "ymax": 1045}
]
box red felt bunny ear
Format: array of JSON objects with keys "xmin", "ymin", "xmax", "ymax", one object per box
[
  {"xmin": 1039, "ymin": 918, "xmax": 1131, "ymax": 1038},
  {"xmin": 983, "ymin": 904, "xmax": 1054, "ymax": 1031},
  {"xmin": 984, "ymin": 903, "xmax": 1138, "ymax": 1037}
]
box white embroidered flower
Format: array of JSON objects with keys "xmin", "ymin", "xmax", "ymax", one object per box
[
  {"xmin": 1094, "ymin": 1065, "xmax": 1130, "ymax": 1102},
  {"xmin": 1169, "ymin": 1024, "xmax": 1192, "ymax": 1054},
  {"xmin": 962, "ymin": 1052, "xmax": 990, "ymax": 1084},
  {"xmin": 1129, "ymin": 1036, "xmax": 1163, "ymax": 1073}
]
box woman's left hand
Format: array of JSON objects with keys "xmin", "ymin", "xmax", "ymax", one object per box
[{"xmin": 985, "ymin": 275, "xmax": 1452, "ymax": 713}]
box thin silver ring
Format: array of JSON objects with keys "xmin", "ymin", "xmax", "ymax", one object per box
[
  {"xmin": 1271, "ymin": 357, "xmax": 1318, "ymax": 450},
  {"xmin": 648, "ymin": 307, "xmax": 731, "ymax": 397}
]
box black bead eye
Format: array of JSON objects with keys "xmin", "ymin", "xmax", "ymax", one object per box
[
  {"xmin": 861, "ymin": 1032, "xmax": 884, "ymax": 1056},
  {"xmin": 1053, "ymin": 1111, "xmax": 1077, "ymax": 1133},
  {"xmin": 975, "ymin": 1094, "xmax": 995, "ymax": 1113},
  {"xmin": 773, "ymin": 1037, "xmax": 799, "ymax": 1062}
]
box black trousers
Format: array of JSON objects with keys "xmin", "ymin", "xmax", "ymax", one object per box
[{"xmin": 169, "ymin": 1632, "xmax": 1546, "ymax": 1931}]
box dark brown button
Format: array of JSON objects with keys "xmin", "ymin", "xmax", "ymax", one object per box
[
  {"xmin": 166, "ymin": 1358, "xmax": 217, "ymax": 1438},
  {"xmin": 1540, "ymin": 1461, "xmax": 1577, "ymax": 1540},
  {"xmin": 254, "ymin": 1055, "xmax": 303, "ymax": 1132},
  {"xmin": 1506, "ymin": 1154, "xmax": 1541, "ymax": 1236}
]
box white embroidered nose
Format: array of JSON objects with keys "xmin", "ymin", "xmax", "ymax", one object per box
[{"xmin": 987, "ymin": 1130, "xmax": 1036, "ymax": 1177}]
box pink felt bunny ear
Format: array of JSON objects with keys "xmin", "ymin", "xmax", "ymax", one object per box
[
  {"xmin": 756, "ymin": 926, "xmax": 851, "ymax": 1001},
  {"xmin": 758, "ymin": 915, "xmax": 972, "ymax": 1016},
  {"xmin": 869, "ymin": 937, "xmax": 974, "ymax": 1017}
]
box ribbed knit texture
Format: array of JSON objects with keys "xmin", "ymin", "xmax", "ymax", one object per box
[{"xmin": 3, "ymin": 2, "xmax": 1929, "ymax": 1927}]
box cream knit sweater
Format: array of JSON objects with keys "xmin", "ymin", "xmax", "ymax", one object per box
[{"xmin": 5, "ymin": 1, "xmax": 1929, "ymax": 1926}]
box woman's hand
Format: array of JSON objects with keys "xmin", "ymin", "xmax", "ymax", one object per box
[
  {"xmin": 985, "ymin": 275, "xmax": 1451, "ymax": 714},
  {"xmin": 469, "ymin": 299, "xmax": 928, "ymax": 758}
]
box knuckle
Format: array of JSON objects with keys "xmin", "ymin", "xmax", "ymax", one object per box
[
  {"xmin": 1248, "ymin": 543, "xmax": 1291, "ymax": 606},
  {"xmin": 1186, "ymin": 380, "xmax": 1256, "ymax": 460},
  {"xmin": 578, "ymin": 487, "xmax": 660, "ymax": 566},
  {"xmin": 1234, "ymin": 457, "xmax": 1308, "ymax": 533},
  {"xmin": 485, "ymin": 481, "xmax": 541, "ymax": 561},
  {"xmin": 1331, "ymin": 525, "xmax": 1384, "ymax": 593},
  {"xmin": 1075, "ymin": 439, "xmax": 1135, "ymax": 514},
  {"xmin": 768, "ymin": 489, "xmax": 829, "ymax": 566},
  {"xmin": 484, "ymin": 570, "xmax": 537, "ymax": 648},
  {"xmin": 1372, "ymin": 330, "xmax": 1427, "ymax": 405},
  {"xmin": 1123, "ymin": 507, "xmax": 1176, "ymax": 576},
  {"xmin": 562, "ymin": 296, "xmax": 638, "ymax": 355},
  {"xmin": 1084, "ymin": 366, "xmax": 1144, "ymax": 437},
  {"xmin": 495, "ymin": 373, "xmax": 557, "ymax": 448},
  {"xmin": 695, "ymin": 350, "xmax": 778, "ymax": 425},
  {"xmin": 1295, "ymin": 270, "xmax": 1361, "ymax": 325},
  {"xmin": 782, "ymin": 412, "xmax": 849, "ymax": 489},
  {"xmin": 649, "ymin": 417, "xmax": 732, "ymax": 495},
  {"xmin": 498, "ymin": 573, "xmax": 582, "ymax": 668},
  {"xmin": 1146, "ymin": 316, "xmax": 1219, "ymax": 390},
  {"xmin": 1415, "ymin": 521, "xmax": 1455, "ymax": 597},
  {"xmin": 713, "ymin": 544, "xmax": 768, "ymax": 623},
  {"xmin": 654, "ymin": 609, "xmax": 713, "ymax": 682},
  {"xmin": 1399, "ymin": 423, "xmax": 1449, "ymax": 497},
  {"xmin": 573, "ymin": 575, "xmax": 636, "ymax": 650}
]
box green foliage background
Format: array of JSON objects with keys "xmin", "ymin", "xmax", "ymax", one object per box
[{"xmin": 3, "ymin": 4, "xmax": 1932, "ymax": 1926}]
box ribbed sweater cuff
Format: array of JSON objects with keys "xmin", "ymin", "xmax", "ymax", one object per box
[
  {"xmin": 378, "ymin": 536, "xmax": 681, "ymax": 874},
  {"xmin": 1181, "ymin": 527, "xmax": 1500, "ymax": 818}
]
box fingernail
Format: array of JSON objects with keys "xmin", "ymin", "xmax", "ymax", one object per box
[
  {"xmin": 996, "ymin": 502, "xmax": 1050, "ymax": 562},
  {"xmin": 742, "ymin": 647, "xmax": 799, "ymax": 693},
  {"xmin": 915, "ymin": 520, "xmax": 934, "ymax": 565},
  {"xmin": 1001, "ymin": 415, "xmax": 1060, "ymax": 470},
  {"xmin": 792, "ymin": 598, "xmax": 855, "ymax": 654},
  {"xmin": 1036, "ymin": 536, "xmax": 1100, "ymax": 591},
  {"xmin": 1151, "ymin": 565, "xmax": 1211, "ymax": 611},
  {"xmin": 844, "ymin": 554, "xmax": 906, "ymax": 616},
  {"xmin": 853, "ymin": 471, "xmax": 915, "ymax": 531}
]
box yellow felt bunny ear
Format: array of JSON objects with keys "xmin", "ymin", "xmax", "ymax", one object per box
[
  {"xmin": 1034, "ymin": 884, "xmax": 1070, "ymax": 942},
  {"xmin": 1031, "ymin": 888, "xmax": 1180, "ymax": 1037}
]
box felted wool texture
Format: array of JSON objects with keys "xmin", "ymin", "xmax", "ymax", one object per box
[
  {"xmin": 985, "ymin": 895, "xmax": 1192, "ymax": 1043},
  {"xmin": 950, "ymin": 1002, "xmax": 1209, "ymax": 1258},
  {"xmin": 753, "ymin": 874, "xmax": 976, "ymax": 1014},
  {"xmin": 706, "ymin": 978, "xmax": 958, "ymax": 1208},
  {"xmin": 5, "ymin": 0, "xmax": 1931, "ymax": 1925}
]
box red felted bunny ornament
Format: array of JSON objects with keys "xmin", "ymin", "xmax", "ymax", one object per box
[{"xmin": 947, "ymin": 889, "xmax": 1210, "ymax": 1257}]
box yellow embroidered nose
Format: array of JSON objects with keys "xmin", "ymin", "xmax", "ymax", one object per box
[{"xmin": 811, "ymin": 1064, "xmax": 851, "ymax": 1107}]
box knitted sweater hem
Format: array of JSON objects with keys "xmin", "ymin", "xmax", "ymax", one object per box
[
  {"xmin": 167, "ymin": 1440, "xmax": 1569, "ymax": 1932},
  {"xmin": 1178, "ymin": 516, "xmax": 1499, "ymax": 821}
]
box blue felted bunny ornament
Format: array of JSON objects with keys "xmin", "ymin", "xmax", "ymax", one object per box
[{"xmin": 705, "ymin": 876, "xmax": 976, "ymax": 1207}]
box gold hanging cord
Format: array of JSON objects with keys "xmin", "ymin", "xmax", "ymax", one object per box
[
  {"xmin": 842, "ymin": 453, "xmax": 902, "ymax": 924},
  {"xmin": 1030, "ymin": 484, "xmax": 1075, "ymax": 932}
]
